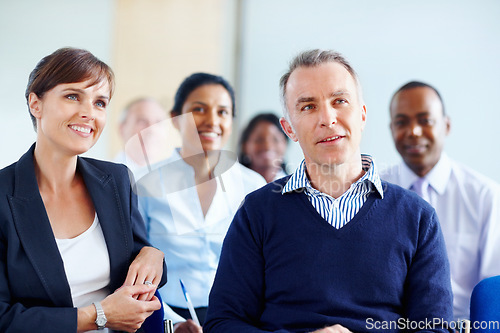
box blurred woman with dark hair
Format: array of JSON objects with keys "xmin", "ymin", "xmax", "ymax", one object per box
[{"xmin": 239, "ymin": 112, "xmax": 289, "ymax": 182}]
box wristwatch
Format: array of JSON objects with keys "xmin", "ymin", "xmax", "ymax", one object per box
[{"xmin": 93, "ymin": 301, "xmax": 107, "ymax": 330}]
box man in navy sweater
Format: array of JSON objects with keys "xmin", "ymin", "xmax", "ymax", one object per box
[{"xmin": 204, "ymin": 49, "xmax": 454, "ymax": 333}]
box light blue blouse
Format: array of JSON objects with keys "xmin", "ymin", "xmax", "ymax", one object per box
[{"xmin": 137, "ymin": 149, "xmax": 265, "ymax": 308}]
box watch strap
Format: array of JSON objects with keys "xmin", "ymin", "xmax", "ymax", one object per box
[{"xmin": 93, "ymin": 301, "xmax": 107, "ymax": 330}]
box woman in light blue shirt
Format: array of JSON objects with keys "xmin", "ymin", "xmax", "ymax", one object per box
[{"xmin": 137, "ymin": 73, "xmax": 265, "ymax": 332}]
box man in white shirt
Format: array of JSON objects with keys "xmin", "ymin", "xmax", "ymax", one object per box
[{"xmin": 381, "ymin": 81, "xmax": 500, "ymax": 321}]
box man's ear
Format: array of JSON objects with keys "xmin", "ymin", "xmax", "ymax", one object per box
[
  {"xmin": 280, "ymin": 117, "xmax": 298, "ymax": 142},
  {"xmin": 444, "ymin": 115, "xmax": 451, "ymax": 136},
  {"xmin": 28, "ymin": 92, "xmax": 42, "ymax": 119},
  {"xmin": 360, "ymin": 105, "xmax": 367, "ymax": 131}
]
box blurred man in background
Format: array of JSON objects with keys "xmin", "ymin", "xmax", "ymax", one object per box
[
  {"xmin": 115, "ymin": 97, "xmax": 168, "ymax": 179},
  {"xmin": 381, "ymin": 81, "xmax": 500, "ymax": 321}
]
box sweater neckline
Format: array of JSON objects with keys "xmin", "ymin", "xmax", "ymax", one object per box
[{"xmin": 289, "ymin": 189, "xmax": 380, "ymax": 236}]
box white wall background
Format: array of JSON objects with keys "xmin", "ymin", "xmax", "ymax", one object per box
[
  {"xmin": 237, "ymin": 0, "xmax": 500, "ymax": 181},
  {"xmin": 0, "ymin": 0, "xmax": 113, "ymax": 169},
  {"xmin": 1, "ymin": 0, "xmax": 499, "ymax": 182}
]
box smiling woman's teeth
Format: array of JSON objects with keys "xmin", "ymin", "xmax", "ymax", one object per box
[
  {"xmin": 70, "ymin": 125, "xmax": 91, "ymax": 134},
  {"xmin": 200, "ymin": 132, "xmax": 218, "ymax": 138}
]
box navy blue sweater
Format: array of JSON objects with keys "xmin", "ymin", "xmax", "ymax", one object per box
[{"xmin": 205, "ymin": 178, "xmax": 453, "ymax": 333}]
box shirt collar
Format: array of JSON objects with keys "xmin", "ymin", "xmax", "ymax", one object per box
[
  {"xmin": 399, "ymin": 153, "xmax": 451, "ymax": 195},
  {"xmin": 424, "ymin": 153, "xmax": 452, "ymax": 195},
  {"xmin": 282, "ymin": 154, "xmax": 384, "ymax": 198}
]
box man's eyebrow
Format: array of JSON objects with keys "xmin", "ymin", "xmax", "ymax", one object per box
[
  {"xmin": 297, "ymin": 96, "xmax": 316, "ymax": 103},
  {"xmin": 329, "ymin": 91, "xmax": 350, "ymax": 98},
  {"xmin": 295, "ymin": 97, "xmax": 316, "ymax": 108},
  {"xmin": 394, "ymin": 112, "xmax": 430, "ymax": 118},
  {"xmin": 294, "ymin": 91, "xmax": 352, "ymax": 109}
]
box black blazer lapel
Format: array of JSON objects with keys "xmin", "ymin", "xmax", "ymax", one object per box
[
  {"xmin": 9, "ymin": 145, "xmax": 73, "ymax": 307},
  {"xmin": 77, "ymin": 157, "xmax": 131, "ymax": 292}
]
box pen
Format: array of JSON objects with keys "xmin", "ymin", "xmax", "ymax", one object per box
[{"xmin": 179, "ymin": 279, "xmax": 200, "ymax": 326}]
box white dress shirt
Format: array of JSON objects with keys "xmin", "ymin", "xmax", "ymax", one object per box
[
  {"xmin": 381, "ymin": 153, "xmax": 500, "ymax": 320},
  {"xmin": 136, "ymin": 149, "xmax": 266, "ymax": 309}
]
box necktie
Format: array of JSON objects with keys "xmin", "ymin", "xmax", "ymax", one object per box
[{"xmin": 410, "ymin": 177, "xmax": 430, "ymax": 203}]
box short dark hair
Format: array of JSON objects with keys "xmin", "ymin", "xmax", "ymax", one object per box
[
  {"xmin": 390, "ymin": 81, "xmax": 445, "ymax": 115},
  {"xmin": 25, "ymin": 47, "xmax": 115, "ymax": 130},
  {"xmin": 238, "ymin": 112, "xmax": 288, "ymax": 170},
  {"xmin": 171, "ymin": 72, "xmax": 236, "ymax": 117}
]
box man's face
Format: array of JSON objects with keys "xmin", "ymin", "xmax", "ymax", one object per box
[
  {"xmin": 120, "ymin": 100, "xmax": 166, "ymax": 143},
  {"xmin": 280, "ymin": 62, "xmax": 366, "ymax": 170},
  {"xmin": 390, "ymin": 86, "xmax": 450, "ymax": 177}
]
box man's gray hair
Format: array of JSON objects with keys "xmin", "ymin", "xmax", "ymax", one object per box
[
  {"xmin": 119, "ymin": 97, "xmax": 160, "ymax": 124},
  {"xmin": 279, "ymin": 49, "xmax": 363, "ymax": 120}
]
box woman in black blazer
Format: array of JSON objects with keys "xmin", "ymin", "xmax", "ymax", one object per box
[{"xmin": 0, "ymin": 48, "xmax": 167, "ymax": 332}]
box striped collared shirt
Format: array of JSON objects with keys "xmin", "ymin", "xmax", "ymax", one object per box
[{"xmin": 282, "ymin": 155, "xmax": 384, "ymax": 229}]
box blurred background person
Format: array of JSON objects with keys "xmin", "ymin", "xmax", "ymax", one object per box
[
  {"xmin": 381, "ymin": 81, "xmax": 500, "ymax": 321},
  {"xmin": 136, "ymin": 72, "xmax": 265, "ymax": 332},
  {"xmin": 0, "ymin": 47, "xmax": 166, "ymax": 333},
  {"xmin": 115, "ymin": 97, "xmax": 168, "ymax": 180},
  {"xmin": 239, "ymin": 112, "xmax": 289, "ymax": 182}
]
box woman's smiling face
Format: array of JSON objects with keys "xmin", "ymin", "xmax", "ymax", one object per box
[
  {"xmin": 29, "ymin": 79, "xmax": 110, "ymax": 156},
  {"xmin": 177, "ymin": 84, "xmax": 233, "ymax": 154}
]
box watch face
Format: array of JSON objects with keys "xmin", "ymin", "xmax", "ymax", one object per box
[{"xmin": 96, "ymin": 316, "xmax": 106, "ymax": 327}]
